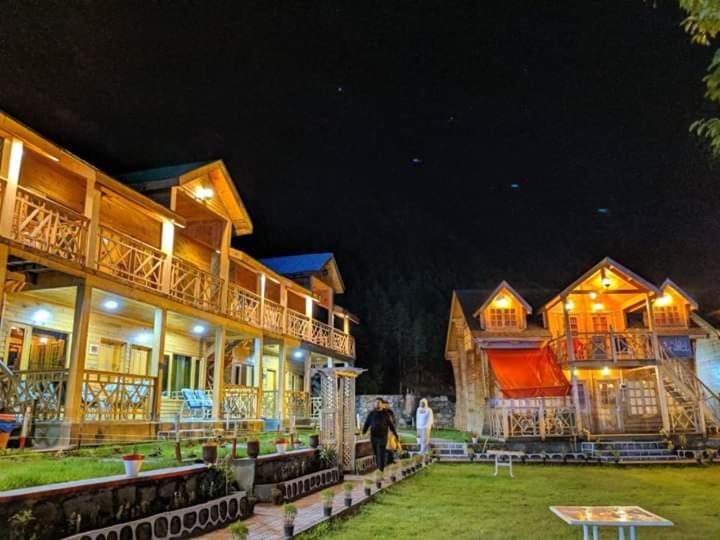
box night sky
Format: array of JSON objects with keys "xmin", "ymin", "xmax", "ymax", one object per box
[{"xmin": 1, "ymin": 1, "xmax": 717, "ymax": 390}]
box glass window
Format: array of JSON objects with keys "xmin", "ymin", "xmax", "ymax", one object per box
[
  {"xmin": 591, "ymin": 315, "xmax": 610, "ymax": 333},
  {"xmin": 28, "ymin": 329, "xmax": 67, "ymax": 370},
  {"xmin": 7, "ymin": 326, "xmax": 26, "ymax": 371},
  {"xmin": 487, "ymin": 308, "xmax": 518, "ymax": 329},
  {"xmin": 172, "ymin": 354, "xmax": 192, "ymax": 392},
  {"xmin": 654, "ymin": 305, "xmax": 682, "ymax": 327}
]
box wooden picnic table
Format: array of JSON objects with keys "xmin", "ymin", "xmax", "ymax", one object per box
[{"xmin": 550, "ymin": 505, "xmax": 673, "ymax": 540}]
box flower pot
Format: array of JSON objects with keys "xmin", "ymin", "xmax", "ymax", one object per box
[
  {"xmin": 283, "ymin": 524, "xmax": 294, "ymax": 538},
  {"xmin": 344, "ymin": 496, "xmax": 352, "ymax": 507},
  {"xmin": 202, "ymin": 444, "xmax": 218, "ymax": 464},
  {"xmin": 323, "ymin": 506, "xmax": 332, "ymax": 517},
  {"xmin": 247, "ymin": 440, "xmax": 260, "ymax": 459},
  {"xmin": 276, "ymin": 443, "xmax": 287, "ymax": 455},
  {"xmin": 375, "ymin": 481, "xmax": 381, "ymax": 489},
  {"xmin": 390, "ymin": 475, "xmax": 397, "ymax": 483},
  {"xmin": 364, "ymin": 487, "xmax": 371, "ymax": 496},
  {"xmin": 122, "ymin": 455, "xmax": 144, "ymax": 476},
  {"xmin": 0, "ymin": 431, "xmax": 9, "ymax": 450},
  {"xmin": 309, "ymin": 434, "xmax": 320, "ymax": 448}
]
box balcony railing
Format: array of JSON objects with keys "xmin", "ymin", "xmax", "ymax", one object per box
[
  {"xmin": 287, "ymin": 309, "xmax": 311, "ymax": 340},
  {"xmin": 284, "ymin": 390, "xmax": 310, "ymax": 419},
  {"xmin": 81, "ymin": 370, "xmax": 156, "ymax": 421},
  {"xmin": 311, "ymin": 319, "xmax": 332, "ymax": 349},
  {"xmin": 263, "ymin": 298, "xmax": 284, "ymax": 334},
  {"xmin": 170, "ymin": 256, "xmax": 223, "ymax": 311},
  {"xmin": 97, "ymin": 226, "xmax": 165, "ymax": 291},
  {"xmin": 12, "ymin": 186, "xmax": 88, "ymax": 263},
  {"xmin": 227, "ymin": 283, "xmax": 261, "ymax": 326},
  {"xmin": 549, "ymin": 330, "xmax": 654, "ymax": 365},
  {"xmin": 490, "ymin": 396, "xmax": 576, "ymax": 439},
  {"xmin": 223, "ymin": 384, "xmax": 258, "ymax": 419},
  {"xmin": 0, "ymin": 368, "xmax": 69, "ymax": 421}
]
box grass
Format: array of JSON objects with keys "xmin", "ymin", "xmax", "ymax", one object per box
[
  {"xmin": 299, "ymin": 464, "xmax": 720, "ymax": 540},
  {"xmin": 397, "ymin": 428, "xmax": 476, "ymax": 443},
  {"xmin": 0, "ymin": 431, "xmax": 301, "ymax": 491}
]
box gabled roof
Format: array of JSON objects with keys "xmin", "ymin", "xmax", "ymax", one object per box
[
  {"xmin": 661, "ymin": 278, "xmax": 699, "ymax": 310},
  {"xmin": 260, "ymin": 253, "xmax": 345, "ymax": 293},
  {"xmin": 473, "ymin": 280, "xmax": 533, "ymax": 316},
  {"xmin": 119, "ymin": 161, "xmax": 212, "ymax": 184},
  {"xmin": 540, "ymin": 257, "xmax": 661, "ymax": 312}
]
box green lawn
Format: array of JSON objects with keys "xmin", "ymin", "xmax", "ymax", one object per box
[
  {"xmin": 398, "ymin": 428, "xmax": 471, "ymax": 443},
  {"xmin": 300, "ymin": 464, "xmax": 720, "ymax": 540},
  {"xmin": 0, "ymin": 432, "xmax": 290, "ymax": 491}
]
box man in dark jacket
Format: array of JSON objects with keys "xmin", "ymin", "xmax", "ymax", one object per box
[{"xmin": 362, "ymin": 397, "xmax": 399, "ymax": 472}]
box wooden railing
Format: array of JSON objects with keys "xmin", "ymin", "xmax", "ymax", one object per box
[
  {"xmin": 263, "ymin": 298, "xmax": 284, "ymax": 334},
  {"xmin": 227, "ymin": 284, "xmax": 261, "ymax": 326},
  {"xmin": 12, "ymin": 186, "xmax": 88, "ymax": 263},
  {"xmin": 311, "ymin": 319, "xmax": 332, "ymax": 348},
  {"xmin": 170, "ymin": 256, "xmax": 223, "ymax": 311},
  {"xmin": 81, "ymin": 370, "xmax": 156, "ymax": 421},
  {"xmin": 223, "ymin": 385, "xmax": 258, "ymax": 419},
  {"xmin": 490, "ymin": 396, "xmax": 576, "ymax": 439},
  {"xmin": 284, "ymin": 390, "xmax": 310, "ymax": 418},
  {"xmin": 549, "ymin": 331, "xmax": 654, "ymax": 365},
  {"xmin": 261, "ymin": 390, "xmax": 277, "ymax": 418},
  {"xmin": 97, "ymin": 226, "xmax": 165, "ymax": 291},
  {"xmin": 2, "ymin": 368, "xmax": 69, "ymax": 421},
  {"xmin": 287, "ymin": 309, "xmax": 311, "ymax": 340}
]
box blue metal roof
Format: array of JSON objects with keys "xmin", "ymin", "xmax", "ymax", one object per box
[
  {"xmin": 119, "ymin": 161, "xmax": 212, "ymax": 184},
  {"xmin": 260, "ymin": 253, "xmax": 334, "ymax": 275}
]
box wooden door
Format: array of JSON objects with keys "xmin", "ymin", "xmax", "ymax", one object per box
[{"xmin": 595, "ymin": 379, "xmax": 622, "ymax": 433}]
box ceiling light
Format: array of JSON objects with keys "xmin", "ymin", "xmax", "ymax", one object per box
[
  {"xmin": 494, "ymin": 295, "xmax": 510, "ymax": 308},
  {"xmin": 293, "ymin": 350, "xmax": 304, "ymax": 359},
  {"xmin": 592, "ymin": 303, "xmax": 604, "ymax": 312},
  {"xmin": 192, "ymin": 324, "xmax": 206, "ymax": 335},
  {"xmin": 135, "ymin": 332, "xmax": 152, "ymax": 344},
  {"xmin": 602, "ymin": 366, "xmax": 610, "ymax": 376},
  {"xmin": 601, "ymin": 277, "xmax": 612, "ymax": 289},
  {"xmin": 564, "ymin": 301, "xmax": 574, "ymax": 311},
  {"xmin": 32, "ymin": 309, "xmax": 51, "ymax": 324},
  {"xmin": 194, "ymin": 186, "xmax": 214, "ymax": 201},
  {"xmin": 103, "ymin": 299, "xmax": 119, "ymax": 311},
  {"xmin": 39, "ymin": 337, "xmax": 48, "ymax": 344},
  {"xmin": 589, "ymin": 291, "xmax": 598, "ymax": 300},
  {"xmin": 656, "ymin": 294, "xmax": 672, "ymax": 307}
]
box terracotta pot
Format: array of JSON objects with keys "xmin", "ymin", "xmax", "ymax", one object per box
[
  {"xmin": 122, "ymin": 455, "xmax": 144, "ymax": 476},
  {"xmin": 0, "ymin": 431, "xmax": 9, "ymax": 449},
  {"xmin": 247, "ymin": 440, "xmax": 260, "ymax": 459},
  {"xmin": 202, "ymin": 444, "xmax": 218, "ymax": 464},
  {"xmin": 309, "ymin": 434, "xmax": 320, "ymax": 448}
]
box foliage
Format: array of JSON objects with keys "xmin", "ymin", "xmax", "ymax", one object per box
[
  {"xmin": 296, "ymin": 464, "xmax": 720, "ymax": 540},
  {"xmin": 282, "ymin": 503, "xmax": 298, "ymax": 525},
  {"xmin": 363, "ymin": 478, "xmax": 373, "ymax": 487},
  {"xmin": 320, "ymin": 488, "xmax": 336, "ymax": 506},
  {"xmin": 319, "ymin": 446, "xmax": 337, "ymax": 467},
  {"xmin": 342, "ymin": 481, "xmax": 354, "ymax": 493},
  {"xmin": 228, "ymin": 520, "xmax": 249, "ymax": 540},
  {"xmin": 9, "ymin": 510, "xmax": 37, "ymax": 540}
]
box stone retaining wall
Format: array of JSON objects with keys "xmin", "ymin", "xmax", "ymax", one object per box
[{"xmin": 356, "ymin": 394, "xmax": 455, "ymax": 427}]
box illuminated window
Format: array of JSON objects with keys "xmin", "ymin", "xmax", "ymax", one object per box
[
  {"xmin": 487, "ymin": 308, "xmax": 518, "ymax": 329},
  {"xmin": 626, "ymin": 380, "xmax": 658, "ymax": 416},
  {"xmin": 29, "ymin": 329, "xmax": 67, "ymax": 370},
  {"xmin": 654, "ymin": 305, "xmax": 682, "ymax": 327},
  {"xmin": 591, "ymin": 315, "xmax": 610, "ymax": 333},
  {"xmin": 569, "ymin": 316, "xmax": 579, "ymax": 335}
]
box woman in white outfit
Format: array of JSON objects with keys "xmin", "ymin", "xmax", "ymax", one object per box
[{"xmin": 415, "ymin": 398, "xmax": 434, "ymax": 455}]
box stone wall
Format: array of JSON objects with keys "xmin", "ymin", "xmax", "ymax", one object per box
[
  {"xmin": 356, "ymin": 394, "xmax": 455, "ymax": 428},
  {"xmin": 0, "ymin": 465, "xmax": 253, "ymax": 540}
]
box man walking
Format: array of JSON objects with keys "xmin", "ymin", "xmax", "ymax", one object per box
[{"xmin": 362, "ymin": 397, "xmax": 399, "ymax": 472}]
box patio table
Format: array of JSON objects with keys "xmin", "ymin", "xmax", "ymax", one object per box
[
  {"xmin": 486, "ymin": 450, "xmax": 524, "ymax": 477},
  {"xmin": 550, "ymin": 505, "xmax": 673, "ymax": 540}
]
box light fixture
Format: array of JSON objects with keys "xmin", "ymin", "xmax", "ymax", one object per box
[
  {"xmin": 135, "ymin": 332, "xmax": 152, "ymax": 344},
  {"xmin": 192, "ymin": 324, "xmax": 207, "ymax": 335},
  {"xmin": 494, "ymin": 295, "xmax": 510, "ymax": 308},
  {"xmin": 32, "ymin": 309, "xmax": 51, "ymax": 325},
  {"xmin": 592, "ymin": 302, "xmax": 604, "ymax": 312},
  {"xmin": 103, "ymin": 299, "xmax": 119, "ymax": 311},
  {"xmin": 194, "ymin": 186, "xmax": 214, "ymax": 201},
  {"xmin": 39, "ymin": 337, "xmax": 49, "ymax": 345},
  {"xmin": 656, "ymin": 294, "xmax": 672, "ymax": 307},
  {"xmin": 602, "ymin": 366, "xmax": 610, "ymax": 376},
  {"xmin": 601, "ymin": 277, "xmax": 612, "ymax": 289},
  {"xmin": 573, "ymin": 368, "xmax": 579, "ymax": 377},
  {"xmin": 564, "ymin": 300, "xmax": 574, "ymax": 311},
  {"xmin": 589, "ymin": 291, "xmax": 598, "ymax": 300},
  {"xmin": 293, "ymin": 350, "xmax": 304, "ymax": 359}
]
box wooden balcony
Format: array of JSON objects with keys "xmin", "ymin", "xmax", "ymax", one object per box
[
  {"xmin": 81, "ymin": 369, "xmax": 156, "ymax": 422},
  {"xmin": 262, "ymin": 298, "xmax": 284, "ymax": 334},
  {"xmin": 170, "ymin": 256, "xmax": 223, "ymax": 311},
  {"xmin": 549, "ymin": 330, "xmax": 655, "ymax": 366},
  {"xmin": 490, "ymin": 396, "xmax": 576, "ymax": 439},
  {"xmin": 227, "ymin": 283, "xmax": 261, "ymax": 326},
  {"xmin": 97, "ymin": 225, "xmax": 165, "ymax": 291}
]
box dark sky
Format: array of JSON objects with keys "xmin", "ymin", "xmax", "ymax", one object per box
[{"xmin": 1, "ymin": 1, "xmax": 718, "ymax": 384}]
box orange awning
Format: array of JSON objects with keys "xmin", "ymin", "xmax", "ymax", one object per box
[{"xmin": 486, "ymin": 348, "xmax": 570, "ymax": 398}]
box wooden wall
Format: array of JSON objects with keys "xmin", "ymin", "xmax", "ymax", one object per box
[
  {"xmin": 174, "ymin": 231, "xmax": 214, "ymax": 272},
  {"xmin": 100, "ymin": 193, "xmax": 162, "ymax": 247},
  {"xmin": 230, "ymin": 263, "xmax": 258, "ymax": 293},
  {"xmin": 19, "ymin": 149, "xmax": 86, "ymax": 213}
]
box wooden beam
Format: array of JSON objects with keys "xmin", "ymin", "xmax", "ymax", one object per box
[
  {"xmin": 212, "ymin": 326, "xmax": 226, "ymax": 419},
  {"xmin": 64, "ymin": 284, "xmax": 92, "ymax": 424},
  {"xmin": 0, "ymin": 138, "xmax": 23, "ymax": 238}
]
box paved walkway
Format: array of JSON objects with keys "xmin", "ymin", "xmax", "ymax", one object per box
[{"xmin": 200, "ymin": 468, "xmax": 415, "ymax": 539}]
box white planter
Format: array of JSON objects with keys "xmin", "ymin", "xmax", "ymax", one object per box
[
  {"xmin": 276, "ymin": 443, "xmax": 287, "ymax": 455},
  {"xmin": 123, "ymin": 458, "xmax": 144, "ymax": 477}
]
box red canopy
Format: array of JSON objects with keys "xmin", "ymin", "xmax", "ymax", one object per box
[{"xmin": 486, "ymin": 348, "xmax": 570, "ymax": 398}]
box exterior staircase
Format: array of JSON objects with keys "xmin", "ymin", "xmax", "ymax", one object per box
[{"xmin": 580, "ymin": 440, "xmax": 689, "ymax": 464}]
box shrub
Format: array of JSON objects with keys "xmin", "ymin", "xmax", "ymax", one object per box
[
  {"xmin": 342, "ymin": 481, "xmax": 354, "ymax": 493},
  {"xmin": 320, "ymin": 488, "xmax": 335, "ymax": 506},
  {"xmin": 282, "ymin": 503, "xmax": 298, "ymax": 525},
  {"xmin": 229, "ymin": 520, "xmax": 249, "ymax": 540}
]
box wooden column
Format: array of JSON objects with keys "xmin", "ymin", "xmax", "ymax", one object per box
[
  {"xmin": 160, "ymin": 220, "xmax": 175, "ymax": 294},
  {"xmin": 212, "ymin": 326, "xmax": 226, "ymax": 419},
  {"xmin": 254, "ymin": 335, "xmax": 264, "ymax": 418},
  {"xmin": 646, "ymin": 294, "xmax": 671, "ymax": 433},
  {"xmin": 305, "ymin": 296, "xmax": 313, "ymax": 340},
  {"xmin": 84, "ymin": 173, "xmax": 100, "ymax": 267},
  {"xmin": 259, "ymin": 274, "xmax": 266, "ymax": 329},
  {"xmin": 0, "ymin": 138, "xmax": 23, "ymax": 238},
  {"xmin": 277, "ymin": 340, "xmax": 286, "ymax": 422},
  {"xmin": 0, "ymin": 244, "xmax": 9, "ymax": 330},
  {"xmin": 64, "ymin": 284, "xmax": 92, "ymax": 424},
  {"xmin": 151, "ymin": 308, "xmax": 167, "ymax": 420},
  {"xmin": 280, "ymin": 283, "xmax": 288, "ymax": 334},
  {"xmin": 218, "ymin": 221, "xmax": 231, "ymax": 314},
  {"xmin": 562, "ymin": 296, "xmax": 583, "ymax": 433}
]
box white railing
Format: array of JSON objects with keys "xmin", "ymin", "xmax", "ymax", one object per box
[
  {"xmin": 12, "ymin": 186, "xmax": 88, "ymax": 263},
  {"xmin": 261, "ymin": 390, "xmax": 277, "ymax": 418},
  {"xmin": 223, "ymin": 385, "xmax": 258, "ymax": 419},
  {"xmin": 550, "ymin": 331, "xmax": 654, "ymax": 364},
  {"xmin": 10, "ymin": 369, "xmax": 68, "ymax": 421},
  {"xmin": 311, "ymin": 396, "xmax": 322, "ymax": 421},
  {"xmin": 81, "ymin": 370, "xmax": 156, "ymax": 421},
  {"xmin": 490, "ymin": 396, "xmax": 576, "ymax": 439},
  {"xmin": 170, "ymin": 256, "xmax": 223, "ymax": 311},
  {"xmin": 263, "ymin": 298, "xmax": 285, "ymax": 334},
  {"xmin": 97, "ymin": 226, "xmax": 165, "ymax": 291},
  {"xmin": 287, "ymin": 309, "xmax": 310, "ymax": 340},
  {"xmin": 227, "ymin": 284, "xmax": 261, "ymax": 326}
]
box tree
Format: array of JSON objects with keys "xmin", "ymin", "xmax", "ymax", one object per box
[{"xmin": 679, "ymin": 1, "xmax": 720, "ymax": 154}]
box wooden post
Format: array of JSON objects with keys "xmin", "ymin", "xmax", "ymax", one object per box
[
  {"xmin": 646, "ymin": 295, "xmax": 671, "ymax": 433},
  {"xmin": 212, "ymin": 326, "xmax": 226, "ymax": 420},
  {"xmin": 0, "ymin": 244, "xmax": 9, "ymax": 329},
  {"xmin": 305, "ymin": 296, "xmax": 313, "ymax": 340},
  {"xmin": 303, "ymin": 351, "xmax": 312, "ymax": 417},
  {"xmin": 259, "ymin": 274, "xmax": 266, "ymax": 330},
  {"xmin": 538, "ymin": 398, "xmax": 546, "ymax": 440},
  {"xmin": 254, "ymin": 335, "xmax": 264, "ymax": 418},
  {"xmin": 64, "ymin": 284, "xmax": 92, "ymax": 425},
  {"xmin": 0, "ymin": 138, "xmax": 23, "ymax": 238},
  {"xmin": 277, "ymin": 339, "xmax": 286, "ymax": 424},
  {"xmin": 562, "ymin": 296, "xmax": 583, "ymax": 433},
  {"xmin": 84, "ymin": 173, "xmax": 100, "ymax": 267},
  {"xmin": 280, "ymin": 283, "xmax": 288, "ymax": 334},
  {"xmin": 151, "ymin": 308, "xmax": 167, "ymax": 420},
  {"xmin": 218, "ymin": 221, "xmax": 231, "ymax": 314},
  {"xmin": 160, "ymin": 220, "xmax": 175, "ymax": 294}
]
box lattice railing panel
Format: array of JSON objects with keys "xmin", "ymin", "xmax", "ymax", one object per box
[
  {"xmin": 263, "ymin": 298, "xmax": 284, "ymax": 334},
  {"xmin": 81, "ymin": 370, "xmax": 156, "ymax": 421},
  {"xmin": 170, "ymin": 257, "xmax": 223, "ymax": 311},
  {"xmin": 311, "ymin": 320, "xmax": 331, "ymax": 348},
  {"xmin": 11, "ymin": 369, "xmax": 68, "ymax": 420},
  {"xmin": 223, "ymin": 385, "xmax": 258, "ymax": 419},
  {"xmin": 284, "ymin": 390, "xmax": 309, "ymax": 418},
  {"xmin": 227, "ymin": 284, "xmax": 261, "ymax": 326},
  {"xmin": 12, "ymin": 187, "xmax": 88, "ymax": 263},
  {"xmin": 261, "ymin": 390, "xmax": 277, "ymax": 418},
  {"xmin": 97, "ymin": 226, "xmax": 165, "ymax": 291},
  {"xmin": 287, "ymin": 310, "xmax": 310, "ymax": 340}
]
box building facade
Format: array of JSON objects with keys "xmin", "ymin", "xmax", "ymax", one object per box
[
  {"xmin": 0, "ymin": 112, "xmax": 357, "ymax": 445},
  {"xmin": 445, "ymin": 258, "xmax": 720, "ymax": 441}
]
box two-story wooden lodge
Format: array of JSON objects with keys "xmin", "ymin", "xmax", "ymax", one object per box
[
  {"xmin": 445, "ymin": 258, "xmax": 720, "ymax": 442},
  {"xmin": 0, "ymin": 112, "xmax": 357, "ymax": 446}
]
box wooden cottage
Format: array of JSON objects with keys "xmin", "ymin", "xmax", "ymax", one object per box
[
  {"xmin": 446, "ymin": 259, "xmax": 720, "ymax": 441},
  {"xmin": 0, "ymin": 112, "xmax": 357, "ymax": 445}
]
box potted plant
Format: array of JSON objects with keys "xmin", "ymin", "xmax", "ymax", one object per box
[
  {"xmin": 122, "ymin": 446, "xmax": 144, "ymax": 477},
  {"xmin": 470, "ymin": 432, "xmax": 478, "ymax": 445},
  {"xmin": 389, "ymin": 464, "xmax": 397, "ymax": 483},
  {"xmin": 374, "ymin": 469, "xmax": 383, "ymax": 489},
  {"xmin": 363, "ymin": 478, "xmax": 373, "ymax": 496},
  {"xmin": 271, "ymin": 487, "xmax": 284, "ymax": 505},
  {"xmin": 282, "ymin": 503, "xmax": 298, "ymax": 538},
  {"xmin": 202, "ymin": 440, "xmax": 218, "ymax": 464},
  {"xmin": 229, "ymin": 520, "xmax": 249, "ymax": 540},
  {"xmin": 246, "ymin": 439, "xmax": 260, "ymax": 459},
  {"xmin": 342, "ymin": 482, "xmax": 353, "ymax": 507},
  {"xmin": 275, "ymin": 438, "xmax": 288, "ymax": 455},
  {"xmin": 320, "ymin": 488, "xmax": 335, "ymax": 517},
  {"xmin": 611, "ymin": 449, "xmax": 621, "ymax": 464},
  {"xmin": 309, "ymin": 433, "xmax": 320, "ymax": 448}
]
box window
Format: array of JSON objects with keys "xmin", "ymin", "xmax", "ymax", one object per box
[
  {"xmin": 591, "ymin": 315, "xmax": 610, "ymax": 333},
  {"xmin": 626, "ymin": 380, "xmax": 658, "ymax": 416},
  {"xmin": 654, "ymin": 305, "xmax": 682, "ymax": 327},
  {"xmin": 129, "ymin": 345, "xmax": 150, "ymax": 375},
  {"xmin": 7, "ymin": 326, "xmax": 26, "ymax": 371},
  {"xmin": 29, "ymin": 329, "xmax": 67, "ymax": 370},
  {"xmin": 487, "ymin": 308, "xmax": 518, "ymax": 329},
  {"xmin": 569, "ymin": 316, "xmax": 579, "ymax": 335}
]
